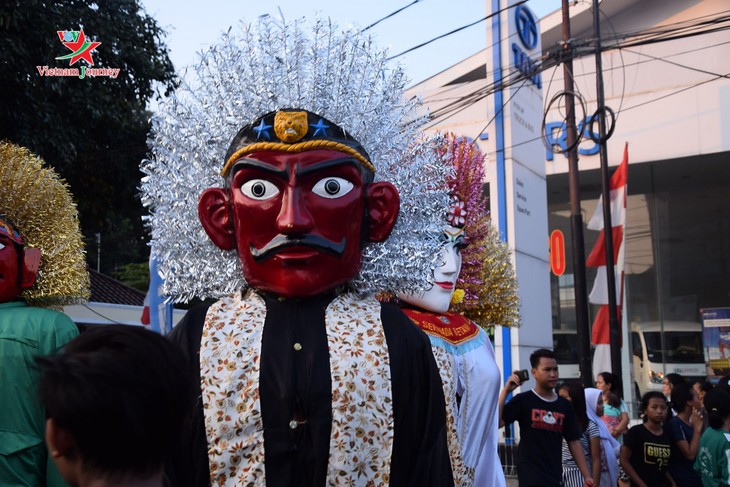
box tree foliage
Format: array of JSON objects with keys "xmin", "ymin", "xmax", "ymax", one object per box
[
  {"xmin": 113, "ymin": 261, "xmax": 150, "ymax": 293},
  {"xmin": 0, "ymin": 0, "xmax": 177, "ymax": 274}
]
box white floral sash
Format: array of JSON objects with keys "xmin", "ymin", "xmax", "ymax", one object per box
[{"xmin": 200, "ymin": 290, "xmax": 394, "ymax": 486}]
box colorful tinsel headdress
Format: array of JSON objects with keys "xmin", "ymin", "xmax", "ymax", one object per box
[
  {"xmin": 141, "ymin": 16, "xmax": 450, "ymax": 302},
  {"xmin": 0, "ymin": 142, "xmax": 90, "ymax": 306},
  {"xmin": 439, "ymin": 134, "xmax": 521, "ymax": 329},
  {"xmin": 0, "ymin": 216, "xmax": 23, "ymax": 245}
]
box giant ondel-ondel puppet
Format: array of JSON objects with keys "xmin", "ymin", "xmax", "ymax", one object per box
[
  {"xmin": 0, "ymin": 142, "xmax": 89, "ymax": 486},
  {"xmin": 142, "ymin": 16, "xmax": 465, "ymax": 487}
]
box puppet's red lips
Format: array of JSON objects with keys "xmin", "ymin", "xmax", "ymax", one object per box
[
  {"xmin": 273, "ymin": 247, "xmax": 319, "ymax": 261},
  {"xmin": 434, "ymin": 281, "xmax": 454, "ymax": 290}
]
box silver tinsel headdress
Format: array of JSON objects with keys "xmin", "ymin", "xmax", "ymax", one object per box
[{"xmin": 141, "ymin": 16, "xmax": 450, "ymax": 302}]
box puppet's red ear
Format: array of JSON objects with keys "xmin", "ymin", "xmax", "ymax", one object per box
[
  {"xmin": 21, "ymin": 247, "xmax": 41, "ymax": 289},
  {"xmin": 198, "ymin": 188, "xmax": 235, "ymax": 250},
  {"xmin": 366, "ymin": 182, "xmax": 400, "ymax": 242}
]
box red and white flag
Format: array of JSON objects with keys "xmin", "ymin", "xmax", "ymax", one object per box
[
  {"xmin": 587, "ymin": 143, "xmax": 628, "ymax": 378},
  {"xmin": 140, "ymin": 255, "xmax": 172, "ymax": 334}
]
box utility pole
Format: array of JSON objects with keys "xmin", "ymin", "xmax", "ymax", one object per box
[
  {"xmin": 95, "ymin": 232, "xmax": 101, "ymax": 272},
  {"xmin": 592, "ymin": 0, "xmax": 622, "ymax": 382},
  {"xmin": 561, "ymin": 0, "xmax": 592, "ymax": 386}
]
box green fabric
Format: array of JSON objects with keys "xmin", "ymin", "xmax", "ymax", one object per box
[
  {"xmin": 0, "ymin": 438, "xmax": 69, "ymax": 487},
  {"xmin": 0, "ymin": 301, "xmax": 78, "ymax": 486},
  {"xmin": 0, "ymin": 442, "xmax": 45, "ymax": 486},
  {"xmin": 695, "ymin": 427, "xmax": 730, "ymax": 487}
]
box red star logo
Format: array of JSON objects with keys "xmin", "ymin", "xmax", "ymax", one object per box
[{"xmin": 56, "ymin": 30, "xmax": 101, "ymax": 66}]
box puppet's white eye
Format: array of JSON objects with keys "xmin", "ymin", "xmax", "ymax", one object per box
[
  {"xmin": 312, "ymin": 177, "xmax": 354, "ymax": 199},
  {"xmin": 240, "ymin": 179, "xmax": 280, "ymax": 200}
]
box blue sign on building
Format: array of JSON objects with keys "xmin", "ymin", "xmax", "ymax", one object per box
[
  {"xmin": 544, "ymin": 118, "xmax": 601, "ymax": 160},
  {"xmin": 512, "ymin": 4, "xmax": 542, "ymax": 89}
]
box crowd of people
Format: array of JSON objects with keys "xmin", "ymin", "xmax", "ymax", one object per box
[{"xmin": 499, "ymin": 351, "xmax": 730, "ymax": 487}]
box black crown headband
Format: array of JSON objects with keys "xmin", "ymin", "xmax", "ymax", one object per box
[{"xmin": 222, "ymin": 109, "xmax": 374, "ymax": 177}]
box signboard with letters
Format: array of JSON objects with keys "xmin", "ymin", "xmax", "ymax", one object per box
[{"xmin": 701, "ymin": 307, "xmax": 730, "ymax": 380}]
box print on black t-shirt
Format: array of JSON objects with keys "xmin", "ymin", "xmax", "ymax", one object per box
[{"xmin": 531, "ymin": 408, "xmax": 565, "ymax": 432}]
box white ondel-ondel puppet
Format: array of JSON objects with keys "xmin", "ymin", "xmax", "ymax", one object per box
[{"xmin": 396, "ymin": 133, "xmax": 521, "ymax": 487}]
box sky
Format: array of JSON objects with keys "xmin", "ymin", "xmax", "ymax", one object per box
[{"xmin": 140, "ymin": 0, "xmax": 562, "ymax": 87}]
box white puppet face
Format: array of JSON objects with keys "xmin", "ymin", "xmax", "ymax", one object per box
[{"xmin": 398, "ymin": 225, "xmax": 466, "ymax": 313}]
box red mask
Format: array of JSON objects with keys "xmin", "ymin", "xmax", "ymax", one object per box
[
  {"xmin": 0, "ymin": 234, "xmax": 41, "ymax": 303},
  {"xmin": 199, "ymin": 149, "xmax": 399, "ymax": 298},
  {"xmin": 0, "ymin": 235, "xmax": 21, "ymax": 303}
]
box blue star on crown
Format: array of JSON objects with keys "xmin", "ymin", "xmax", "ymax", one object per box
[
  {"xmin": 0, "ymin": 221, "xmax": 22, "ymax": 244},
  {"xmin": 253, "ymin": 119, "xmax": 272, "ymax": 140},
  {"xmin": 310, "ymin": 118, "xmax": 329, "ymax": 137}
]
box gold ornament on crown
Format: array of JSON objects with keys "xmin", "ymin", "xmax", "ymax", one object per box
[
  {"xmin": 273, "ymin": 110, "xmax": 308, "ymax": 143},
  {"xmin": 0, "ymin": 142, "xmax": 90, "ymax": 306}
]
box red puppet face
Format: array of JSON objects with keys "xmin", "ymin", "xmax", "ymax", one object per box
[
  {"xmin": 0, "ymin": 218, "xmax": 41, "ymax": 303},
  {"xmin": 0, "ymin": 234, "xmax": 22, "ymax": 303},
  {"xmin": 199, "ymin": 149, "xmax": 400, "ymax": 298}
]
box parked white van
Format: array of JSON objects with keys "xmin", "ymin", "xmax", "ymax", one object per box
[
  {"xmin": 553, "ymin": 330, "xmax": 582, "ymax": 381},
  {"xmin": 631, "ymin": 321, "xmax": 705, "ymax": 398}
]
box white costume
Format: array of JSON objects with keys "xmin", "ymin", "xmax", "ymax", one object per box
[
  {"xmin": 396, "ymin": 134, "xmax": 520, "ymax": 487},
  {"xmin": 402, "ymin": 308, "xmax": 506, "ymax": 487}
]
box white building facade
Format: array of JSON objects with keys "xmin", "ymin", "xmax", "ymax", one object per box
[{"xmin": 407, "ymin": 0, "xmax": 730, "ymax": 405}]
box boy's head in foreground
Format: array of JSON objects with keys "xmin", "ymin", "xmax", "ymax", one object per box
[{"xmin": 37, "ymin": 325, "xmax": 188, "ymax": 486}]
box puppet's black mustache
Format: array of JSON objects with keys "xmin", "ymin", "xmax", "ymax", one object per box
[{"xmin": 249, "ymin": 234, "xmax": 346, "ymax": 261}]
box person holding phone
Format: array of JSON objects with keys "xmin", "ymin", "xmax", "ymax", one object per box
[
  {"xmin": 498, "ymin": 348, "xmax": 595, "ymax": 487},
  {"xmin": 517, "ymin": 369, "xmax": 530, "ymax": 383}
]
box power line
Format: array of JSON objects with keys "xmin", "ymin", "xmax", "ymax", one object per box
[
  {"xmin": 80, "ymin": 303, "xmax": 127, "ymax": 325},
  {"xmin": 387, "ymin": 16, "xmax": 488, "ymax": 61},
  {"xmin": 594, "ymin": 13, "xmax": 730, "ymax": 51},
  {"xmin": 409, "ymin": 6, "xmax": 730, "ymax": 157},
  {"xmin": 363, "ymin": 0, "xmax": 422, "ymax": 32},
  {"xmin": 537, "ymin": 39, "xmax": 730, "ymax": 124},
  {"xmin": 541, "ymin": 40, "xmax": 730, "ymax": 88},
  {"xmin": 427, "ymin": 47, "xmax": 730, "ymax": 152},
  {"xmin": 415, "ymin": 71, "xmax": 730, "ymax": 183},
  {"xmin": 619, "ymin": 71, "xmax": 730, "ymax": 113},
  {"xmin": 497, "ymin": 69, "xmax": 730, "ymax": 156},
  {"xmin": 423, "ymin": 51, "xmax": 561, "ymax": 125},
  {"xmin": 420, "ymin": 10, "xmax": 730, "ymax": 128},
  {"xmin": 387, "ymin": 0, "xmax": 527, "ymax": 61},
  {"xmin": 475, "ymin": 78, "xmax": 531, "ymax": 138},
  {"xmin": 499, "ymin": 11, "xmax": 730, "ymax": 155},
  {"xmin": 576, "ymin": 10, "xmax": 730, "ymax": 49},
  {"xmin": 624, "ymin": 48, "xmax": 730, "ymax": 79}
]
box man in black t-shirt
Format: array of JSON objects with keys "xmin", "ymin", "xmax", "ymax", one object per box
[{"xmin": 499, "ymin": 348, "xmax": 595, "ymax": 487}]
